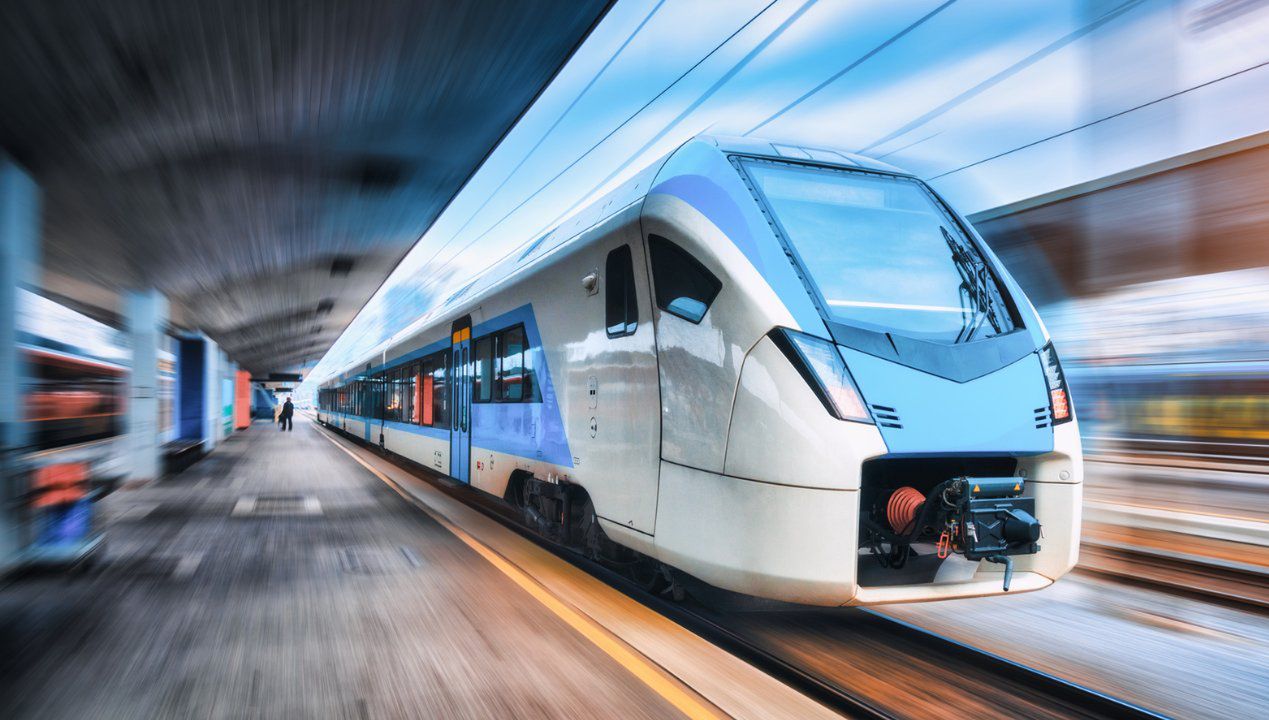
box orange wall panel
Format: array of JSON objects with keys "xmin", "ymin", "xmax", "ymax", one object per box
[{"xmin": 234, "ymin": 370, "xmax": 251, "ymax": 430}]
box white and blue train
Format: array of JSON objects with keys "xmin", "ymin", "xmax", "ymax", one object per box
[{"xmin": 317, "ymin": 136, "xmax": 1082, "ymax": 606}]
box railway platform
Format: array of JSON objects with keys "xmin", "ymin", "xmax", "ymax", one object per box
[{"xmin": 0, "ymin": 416, "xmax": 823, "ymax": 720}]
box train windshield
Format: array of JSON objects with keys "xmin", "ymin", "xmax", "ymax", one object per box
[{"xmin": 741, "ymin": 159, "xmax": 1017, "ymax": 344}]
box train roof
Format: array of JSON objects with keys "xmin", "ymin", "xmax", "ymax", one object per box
[{"xmin": 699, "ymin": 134, "xmax": 908, "ymax": 175}]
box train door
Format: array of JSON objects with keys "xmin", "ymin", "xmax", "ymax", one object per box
[
  {"xmin": 449, "ymin": 316, "xmax": 473, "ymax": 484},
  {"xmin": 361, "ymin": 367, "xmax": 373, "ymax": 443}
]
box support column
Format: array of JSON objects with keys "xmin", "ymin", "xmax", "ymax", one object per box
[
  {"xmin": 202, "ymin": 338, "xmax": 220, "ymax": 452},
  {"xmin": 0, "ymin": 154, "xmax": 39, "ymax": 570},
  {"xmin": 222, "ymin": 359, "xmax": 238, "ymax": 437},
  {"xmin": 125, "ymin": 290, "xmax": 168, "ymax": 483}
]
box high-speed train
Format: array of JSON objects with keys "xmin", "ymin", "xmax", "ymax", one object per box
[{"xmin": 317, "ymin": 135, "xmax": 1082, "ymax": 606}]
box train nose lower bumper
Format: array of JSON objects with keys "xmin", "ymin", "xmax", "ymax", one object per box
[{"xmin": 651, "ymin": 442, "xmax": 1082, "ymax": 607}]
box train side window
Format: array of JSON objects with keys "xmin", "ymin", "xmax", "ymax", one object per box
[
  {"xmin": 419, "ymin": 359, "xmax": 433, "ymax": 425},
  {"xmin": 401, "ymin": 364, "xmax": 415, "ymax": 423},
  {"xmin": 384, "ymin": 371, "xmax": 394, "ymax": 420},
  {"xmin": 390, "ymin": 368, "xmax": 401, "ymax": 419},
  {"xmin": 605, "ymin": 245, "xmax": 638, "ymax": 338},
  {"xmin": 648, "ymin": 234, "xmax": 721, "ymax": 324},
  {"xmin": 431, "ymin": 353, "xmax": 451, "ymax": 431},
  {"xmin": 384, "ymin": 368, "xmax": 398, "ymax": 422},
  {"xmin": 497, "ymin": 326, "xmax": 526, "ymax": 402},
  {"xmin": 473, "ymin": 335, "xmax": 493, "ymax": 403}
]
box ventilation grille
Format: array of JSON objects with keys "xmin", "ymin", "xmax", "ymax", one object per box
[
  {"xmin": 1034, "ymin": 406, "xmax": 1051, "ymax": 428},
  {"xmin": 870, "ymin": 404, "xmax": 903, "ymax": 429}
]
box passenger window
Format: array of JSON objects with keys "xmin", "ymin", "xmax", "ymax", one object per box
[
  {"xmin": 473, "ymin": 335, "xmax": 493, "ymax": 402},
  {"xmin": 605, "ymin": 245, "xmax": 638, "ymax": 338},
  {"xmin": 432, "ymin": 355, "xmax": 449, "ymax": 428},
  {"xmin": 387, "ymin": 368, "xmax": 403, "ymax": 422},
  {"xmin": 497, "ymin": 326, "xmax": 526, "ymax": 402},
  {"xmin": 648, "ymin": 235, "xmax": 721, "ymax": 324},
  {"xmin": 400, "ymin": 366, "xmax": 414, "ymax": 424},
  {"xmin": 419, "ymin": 360, "xmax": 433, "ymax": 425}
]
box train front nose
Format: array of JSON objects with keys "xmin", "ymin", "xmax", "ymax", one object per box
[
  {"xmin": 839, "ymin": 345, "xmax": 1055, "ymax": 456},
  {"xmin": 839, "ymin": 343, "xmax": 1084, "ymax": 599}
]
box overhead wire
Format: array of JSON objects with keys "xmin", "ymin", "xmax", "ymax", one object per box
[
  {"xmin": 398, "ymin": 0, "xmax": 786, "ymax": 300},
  {"xmin": 743, "ymin": 0, "xmax": 959, "ymax": 137},
  {"xmin": 313, "ymin": 0, "xmax": 1012, "ymax": 379},
  {"xmin": 409, "ymin": 0, "xmax": 670, "ymax": 277}
]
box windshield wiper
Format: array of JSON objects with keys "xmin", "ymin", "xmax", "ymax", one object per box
[{"xmin": 942, "ymin": 226, "xmax": 1007, "ymax": 343}]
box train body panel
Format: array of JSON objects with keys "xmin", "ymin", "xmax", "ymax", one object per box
[
  {"xmin": 654, "ymin": 461, "xmax": 860, "ymax": 606},
  {"xmin": 725, "ymin": 336, "xmax": 888, "ymax": 490},
  {"xmin": 840, "ymin": 348, "xmax": 1053, "ymax": 456},
  {"xmin": 318, "ymin": 135, "xmax": 1084, "ymax": 606}
]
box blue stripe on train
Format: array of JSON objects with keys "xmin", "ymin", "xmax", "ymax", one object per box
[{"xmin": 328, "ymin": 304, "xmax": 574, "ymax": 469}]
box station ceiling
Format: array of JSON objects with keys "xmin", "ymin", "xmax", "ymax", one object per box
[{"xmin": 0, "ymin": 0, "xmax": 608, "ymax": 376}]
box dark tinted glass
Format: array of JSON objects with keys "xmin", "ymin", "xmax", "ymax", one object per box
[
  {"xmin": 385, "ymin": 369, "xmax": 400, "ymax": 422},
  {"xmin": 432, "ymin": 353, "xmax": 449, "ymax": 429},
  {"xmin": 473, "ymin": 335, "xmax": 493, "ymax": 402},
  {"xmin": 648, "ymin": 235, "xmax": 721, "ymax": 324},
  {"xmin": 401, "ymin": 365, "xmax": 415, "ymax": 424},
  {"xmin": 497, "ymin": 326, "xmax": 526, "ymax": 402},
  {"xmin": 605, "ymin": 245, "xmax": 638, "ymax": 338}
]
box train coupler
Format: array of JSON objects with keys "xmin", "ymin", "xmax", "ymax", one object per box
[
  {"xmin": 985, "ymin": 555, "xmax": 1015, "ymax": 591},
  {"xmin": 875, "ymin": 476, "xmax": 1041, "ymax": 588}
]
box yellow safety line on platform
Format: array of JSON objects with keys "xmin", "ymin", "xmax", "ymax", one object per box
[{"xmin": 317, "ymin": 427, "xmax": 721, "ymax": 720}]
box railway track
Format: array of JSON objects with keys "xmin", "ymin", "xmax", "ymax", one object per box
[
  {"xmin": 334, "ymin": 425, "xmax": 1168, "ymax": 720},
  {"xmin": 1078, "ymin": 540, "xmax": 1269, "ymax": 612}
]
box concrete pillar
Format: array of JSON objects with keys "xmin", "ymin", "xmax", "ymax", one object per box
[
  {"xmin": 0, "ymin": 154, "xmax": 39, "ymax": 569},
  {"xmin": 125, "ymin": 290, "xmax": 168, "ymax": 483}
]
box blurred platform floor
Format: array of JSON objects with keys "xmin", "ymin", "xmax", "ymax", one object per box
[{"xmin": 0, "ymin": 419, "xmax": 703, "ymax": 719}]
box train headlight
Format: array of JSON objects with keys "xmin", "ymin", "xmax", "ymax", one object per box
[
  {"xmin": 773, "ymin": 328, "xmax": 872, "ymax": 423},
  {"xmin": 1039, "ymin": 342, "xmax": 1073, "ymax": 424}
]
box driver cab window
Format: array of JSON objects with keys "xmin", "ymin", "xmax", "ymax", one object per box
[
  {"xmin": 648, "ymin": 235, "xmax": 721, "ymax": 324},
  {"xmin": 605, "ymin": 244, "xmax": 638, "ymax": 338}
]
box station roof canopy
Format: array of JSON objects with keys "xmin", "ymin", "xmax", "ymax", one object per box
[{"xmin": 0, "ymin": 0, "xmax": 608, "ymax": 376}]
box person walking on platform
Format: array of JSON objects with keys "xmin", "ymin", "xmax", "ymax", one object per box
[{"xmin": 279, "ymin": 397, "xmax": 294, "ymax": 432}]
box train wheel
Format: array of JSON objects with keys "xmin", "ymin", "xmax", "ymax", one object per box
[
  {"xmin": 629, "ymin": 557, "xmax": 668, "ymax": 594},
  {"xmin": 577, "ymin": 498, "xmax": 603, "ymax": 561}
]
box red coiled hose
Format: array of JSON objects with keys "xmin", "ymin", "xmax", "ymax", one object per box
[{"xmin": 887, "ymin": 486, "xmax": 925, "ymax": 535}]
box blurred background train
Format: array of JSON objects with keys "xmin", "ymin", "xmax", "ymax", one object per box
[
  {"xmin": 1045, "ymin": 269, "xmax": 1268, "ymax": 462},
  {"xmin": 17, "ymin": 289, "xmax": 281, "ymax": 487},
  {"xmin": 19, "ymin": 290, "xmax": 140, "ymax": 485},
  {"xmin": 974, "ymin": 135, "xmax": 1269, "ymax": 467}
]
